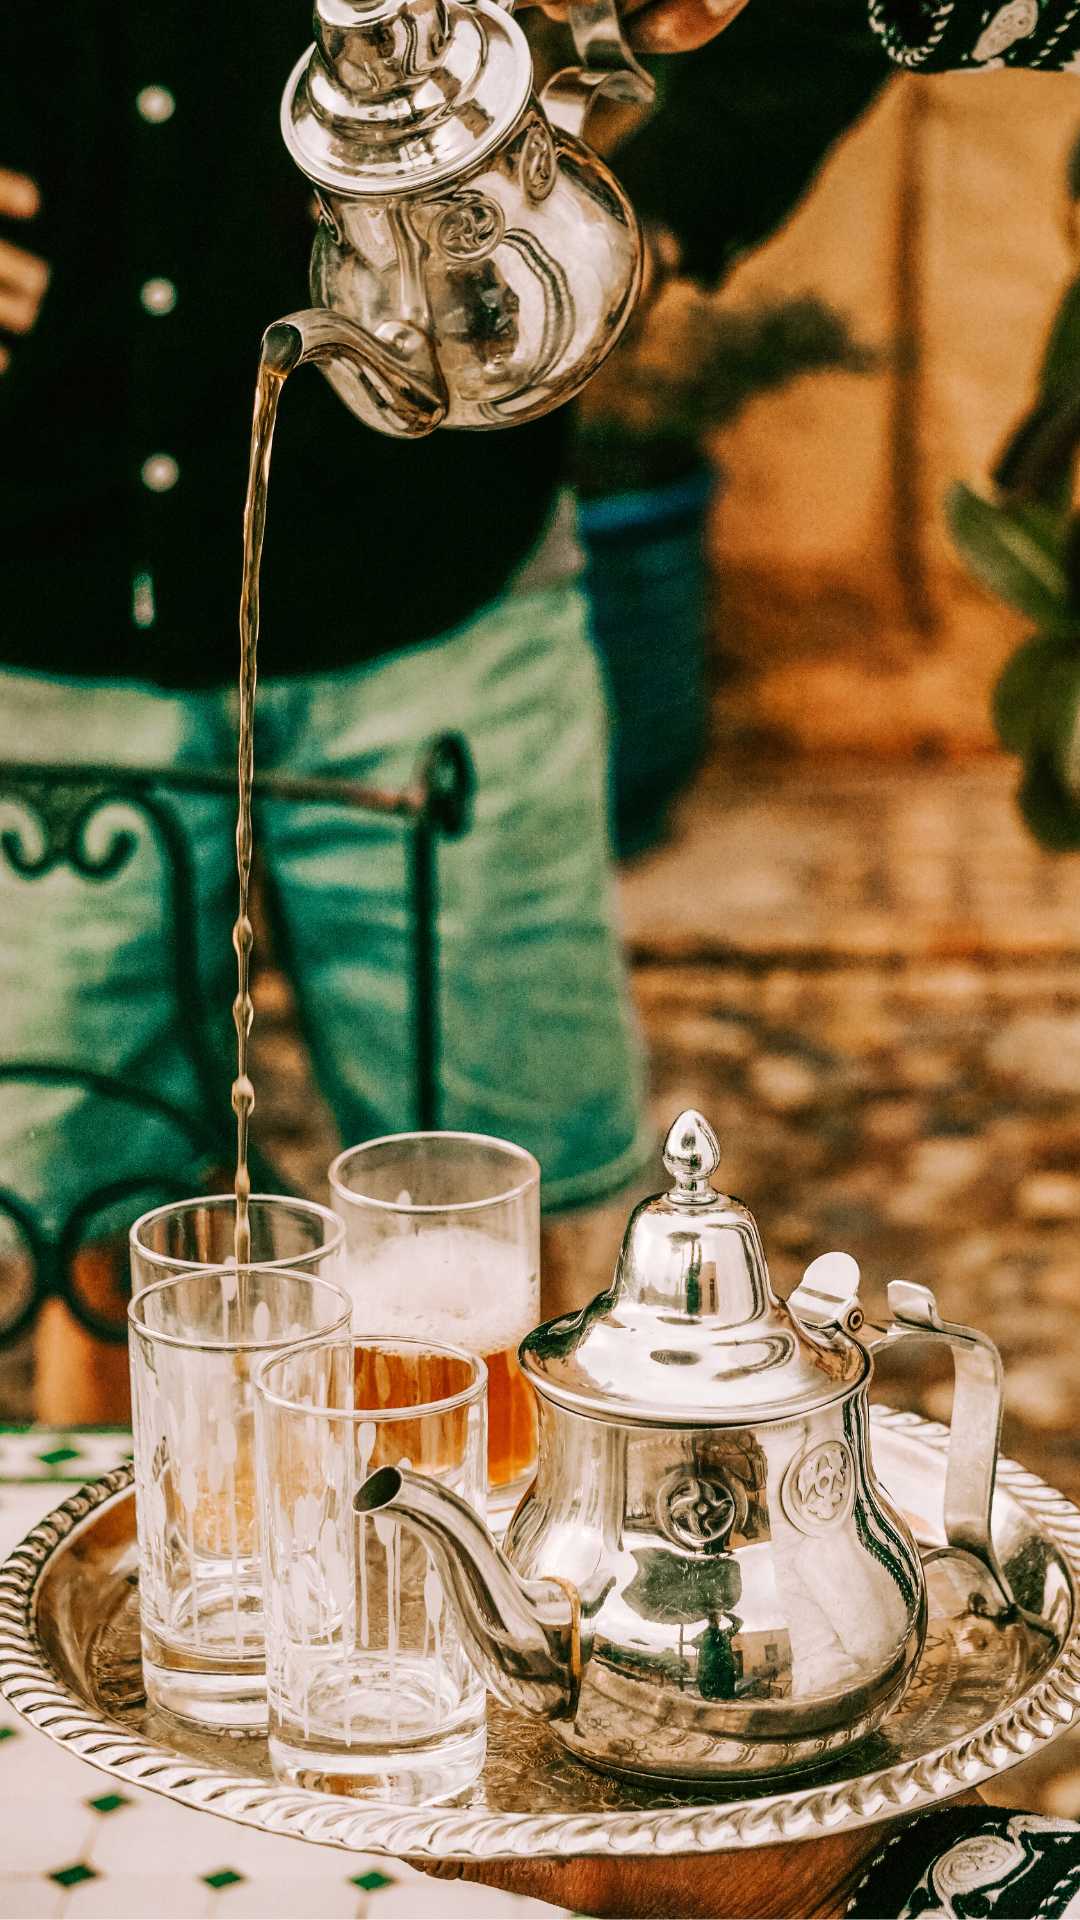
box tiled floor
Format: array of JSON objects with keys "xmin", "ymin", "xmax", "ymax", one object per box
[{"xmin": 0, "ymin": 1432, "xmax": 567, "ymax": 1920}]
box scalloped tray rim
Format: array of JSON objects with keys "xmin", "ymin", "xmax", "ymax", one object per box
[{"xmin": 1, "ymin": 1408, "xmax": 1079, "ymax": 1861}]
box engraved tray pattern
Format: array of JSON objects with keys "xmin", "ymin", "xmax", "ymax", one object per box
[{"xmin": 1, "ymin": 1409, "xmax": 1079, "ymax": 1862}]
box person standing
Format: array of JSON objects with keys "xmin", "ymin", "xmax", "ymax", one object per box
[{"xmin": 0, "ymin": 4, "xmax": 649, "ymax": 1416}]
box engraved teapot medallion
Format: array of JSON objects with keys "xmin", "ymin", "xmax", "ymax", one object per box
[
  {"xmin": 431, "ymin": 194, "xmax": 506, "ymax": 265},
  {"xmin": 656, "ymin": 1469, "xmax": 739, "ymax": 1552},
  {"xmin": 780, "ymin": 1439, "xmax": 856, "ymax": 1535}
]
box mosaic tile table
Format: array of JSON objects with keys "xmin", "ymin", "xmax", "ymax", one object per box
[{"xmin": 0, "ymin": 1429, "xmax": 567, "ymax": 1920}]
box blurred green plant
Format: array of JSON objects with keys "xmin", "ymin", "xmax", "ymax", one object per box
[{"xmin": 947, "ymin": 171, "xmax": 1080, "ymax": 851}]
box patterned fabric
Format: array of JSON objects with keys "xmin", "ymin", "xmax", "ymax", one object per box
[
  {"xmin": 847, "ymin": 1807, "xmax": 1080, "ymax": 1917},
  {"xmin": 870, "ymin": 0, "xmax": 1080, "ymax": 68}
]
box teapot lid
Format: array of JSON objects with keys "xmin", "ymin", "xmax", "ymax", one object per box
[
  {"xmin": 522, "ymin": 1110, "xmax": 867, "ymax": 1428},
  {"xmin": 282, "ymin": 0, "xmax": 532, "ymax": 198}
]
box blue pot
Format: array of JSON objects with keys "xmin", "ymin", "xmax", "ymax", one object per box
[{"xmin": 579, "ymin": 468, "xmax": 712, "ymax": 858}]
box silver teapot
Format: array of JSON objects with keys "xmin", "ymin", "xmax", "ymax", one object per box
[
  {"xmin": 264, "ymin": 0, "xmax": 653, "ymax": 437},
  {"xmin": 359, "ymin": 1108, "xmax": 1018, "ymax": 1781}
]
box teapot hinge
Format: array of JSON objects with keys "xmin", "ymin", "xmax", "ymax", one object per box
[{"xmin": 787, "ymin": 1251, "xmax": 865, "ymax": 1338}]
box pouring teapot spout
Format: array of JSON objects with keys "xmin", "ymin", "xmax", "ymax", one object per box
[
  {"xmin": 262, "ymin": 311, "xmax": 448, "ymax": 438},
  {"xmin": 356, "ymin": 1466, "xmax": 580, "ymax": 1722}
]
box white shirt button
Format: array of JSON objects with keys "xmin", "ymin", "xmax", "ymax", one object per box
[
  {"xmin": 136, "ymin": 85, "xmax": 176, "ymax": 125},
  {"xmin": 141, "ymin": 453, "xmax": 180, "ymax": 494},
  {"xmin": 132, "ymin": 571, "xmax": 157, "ymax": 630},
  {"xmin": 140, "ymin": 277, "xmax": 178, "ymax": 316}
]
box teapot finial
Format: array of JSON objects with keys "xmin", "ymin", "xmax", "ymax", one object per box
[{"xmin": 663, "ymin": 1109, "xmax": 721, "ymax": 1202}]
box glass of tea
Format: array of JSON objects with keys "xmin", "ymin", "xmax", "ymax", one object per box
[
  {"xmin": 254, "ymin": 1334, "xmax": 488, "ymax": 1804},
  {"xmin": 127, "ymin": 1264, "xmax": 352, "ymax": 1731},
  {"xmin": 328, "ymin": 1133, "xmax": 540, "ymax": 1519},
  {"xmin": 130, "ymin": 1193, "xmax": 346, "ymax": 1293}
]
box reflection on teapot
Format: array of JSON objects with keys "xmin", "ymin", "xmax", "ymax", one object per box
[
  {"xmin": 358, "ymin": 1108, "xmax": 1027, "ymax": 1782},
  {"xmin": 270, "ymin": 0, "xmax": 654, "ymax": 438}
]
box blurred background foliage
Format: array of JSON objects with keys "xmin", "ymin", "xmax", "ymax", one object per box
[{"xmin": 949, "ymin": 137, "xmax": 1080, "ymax": 851}]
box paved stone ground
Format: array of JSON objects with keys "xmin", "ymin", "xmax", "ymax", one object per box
[{"xmin": 4, "ymin": 748, "xmax": 1080, "ymax": 1813}]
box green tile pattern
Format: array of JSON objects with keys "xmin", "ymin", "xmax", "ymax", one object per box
[
  {"xmin": 0, "ymin": 1424, "xmax": 133, "ymax": 1481},
  {"xmin": 50, "ymin": 1864, "xmax": 97, "ymax": 1889}
]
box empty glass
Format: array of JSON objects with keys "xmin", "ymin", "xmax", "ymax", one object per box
[
  {"xmin": 329, "ymin": 1133, "xmax": 539, "ymax": 1514},
  {"xmin": 128, "ymin": 1265, "xmax": 351, "ymax": 1731},
  {"xmin": 129, "ymin": 1193, "xmax": 346, "ymax": 1294},
  {"xmin": 255, "ymin": 1335, "xmax": 487, "ymax": 1803}
]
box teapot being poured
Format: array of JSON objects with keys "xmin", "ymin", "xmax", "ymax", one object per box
[
  {"xmin": 358, "ymin": 1109, "xmax": 1024, "ymax": 1781},
  {"xmin": 268, "ymin": 0, "xmax": 654, "ymax": 437}
]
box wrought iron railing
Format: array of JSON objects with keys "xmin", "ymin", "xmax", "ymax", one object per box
[{"xmin": 0, "ymin": 735, "xmax": 474, "ymax": 1344}]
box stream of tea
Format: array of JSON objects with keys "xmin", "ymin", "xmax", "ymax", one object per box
[
  {"xmin": 232, "ymin": 316, "xmax": 445, "ymax": 1266},
  {"xmin": 232, "ymin": 351, "xmax": 287, "ymax": 1269},
  {"xmin": 228, "ymin": 323, "xmax": 479, "ymax": 1747}
]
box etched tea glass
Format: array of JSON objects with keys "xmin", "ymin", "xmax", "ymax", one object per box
[
  {"xmin": 255, "ymin": 1335, "xmax": 487, "ymax": 1803},
  {"xmin": 129, "ymin": 1193, "xmax": 346, "ymax": 1293},
  {"xmin": 329, "ymin": 1133, "xmax": 539, "ymax": 1516},
  {"xmin": 128, "ymin": 1265, "xmax": 351, "ymax": 1730}
]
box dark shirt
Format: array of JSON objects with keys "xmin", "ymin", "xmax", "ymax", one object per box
[
  {"xmin": 4, "ymin": 0, "xmax": 1025, "ymax": 692},
  {"xmin": 619, "ymin": 0, "xmax": 891, "ymax": 283},
  {"xmin": 0, "ymin": 5, "xmax": 567, "ymax": 688}
]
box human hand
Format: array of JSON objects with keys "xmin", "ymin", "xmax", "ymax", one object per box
[
  {"xmin": 539, "ymin": 0, "xmax": 752, "ymax": 56},
  {"xmin": 0, "ymin": 170, "xmax": 49, "ymax": 374}
]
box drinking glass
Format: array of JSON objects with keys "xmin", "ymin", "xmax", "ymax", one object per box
[
  {"xmin": 329, "ymin": 1133, "xmax": 539, "ymax": 1515},
  {"xmin": 255, "ymin": 1335, "xmax": 487, "ymax": 1803},
  {"xmin": 129, "ymin": 1193, "xmax": 345, "ymax": 1294},
  {"xmin": 128, "ymin": 1265, "xmax": 352, "ymax": 1730}
]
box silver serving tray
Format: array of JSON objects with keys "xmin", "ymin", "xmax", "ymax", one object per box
[{"xmin": 1, "ymin": 1408, "xmax": 1079, "ymax": 1863}]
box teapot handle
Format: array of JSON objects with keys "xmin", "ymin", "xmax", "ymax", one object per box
[
  {"xmin": 789, "ymin": 1257, "xmax": 1018, "ymax": 1620},
  {"xmin": 567, "ymin": 0, "xmax": 654, "ymax": 86},
  {"xmin": 867, "ymin": 1281, "xmax": 1015, "ymax": 1615},
  {"xmin": 542, "ymin": 64, "xmax": 651, "ymax": 139},
  {"xmin": 541, "ymin": 0, "xmax": 655, "ymax": 140}
]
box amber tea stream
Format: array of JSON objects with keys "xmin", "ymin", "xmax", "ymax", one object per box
[
  {"xmin": 233, "ymin": 320, "xmax": 344, "ymax": 1263},
  {"xmin": 232, "ymin": 350, "xmax": 284, "ymax": 1268},
  {"xmin": 232, "ymin": 314, "xmax": 443, "ymax": 1262}
]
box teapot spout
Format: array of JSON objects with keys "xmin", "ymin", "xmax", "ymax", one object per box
[
  {"xmin": 262, "ymin": 310, "xmax": 448, "ymax": 438},
  {"xmin": 356, "ymin": 1466, "xmax": 579, "ymax": 1721}
]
